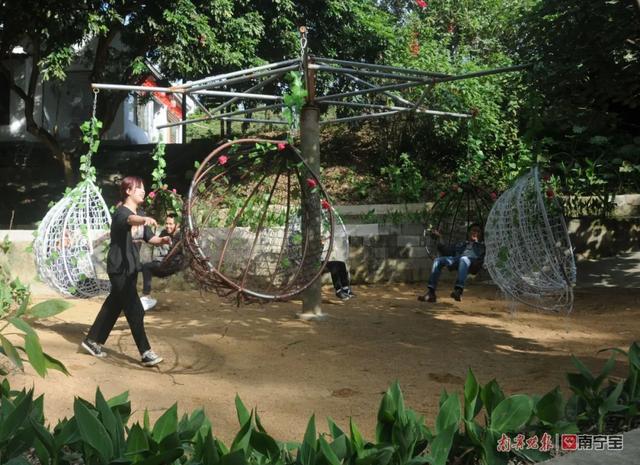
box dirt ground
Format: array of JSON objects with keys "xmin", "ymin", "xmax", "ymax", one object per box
[{"xmin": 8, "ymin": 283, "xmax": 640, "ymax": 444}]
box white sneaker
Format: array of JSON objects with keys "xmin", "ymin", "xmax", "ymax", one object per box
[
  {"xmin": 141, "ymin": 350, "xmax": 163, "ymax": 367},
  {"xmin": 140, "ymin": 295, "xmax": 157, "ymax": 311}
]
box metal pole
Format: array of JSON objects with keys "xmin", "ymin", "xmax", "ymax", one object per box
[
  {"xmin": 313, "ymin": 56, "xmax": 451, "ymax": 78},
  {"xmin": 316, "ymin": 80, "xmax": 428, "ymax": 102},
  {"xmin": 309, "ymin": 64, "xmax": 431, "ymax": 82},
  {"xmin": 193, "ymin": 89, "xmax": 282, "ymax": 100},
  {"xmin": 321, "ymin": 100, "xmax": 473, "ymax": 117},
  {"xmin": 298, "ymin": 26, "xmax": 325, "ymax": 321},
  {"xmin": 320, "ymin": 109, "xmax": 405, "ymax": 125},
  {"xmin": 298, "ymin": 104, "xmax": 325, "ymax": 321},
  {"xmin": 436, "ymin": 64, "xmax": 530, "ymax": 83},
  {"xmin": 157, "ymin": 103, "xmax": 286, "ymax": 129},
  {"xmin": 344, "ymin": 73, "xmax": 415, "ymax": 106},
  {"xmin": 187, "ymin": 64, "xmax": 299, "ymax": 92},
  {"xmin": 207, "ymin": 73, "xmax": 285, "ymax": 116},
  {"xmin": 175, "ymin": 58, "xmax": 300, "ymax": 89},
  {"xmin": 221, "ymin": 117, "xmax": 288, "ymax": 125}
]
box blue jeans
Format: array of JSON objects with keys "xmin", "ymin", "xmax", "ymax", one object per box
[{"xmin": 427, "ymin": 256, "xmax": 475, "ymax": 291}]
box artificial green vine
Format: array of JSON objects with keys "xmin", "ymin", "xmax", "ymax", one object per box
[
  {"xmin": 281, "ymin": 71, "xmax": 307, "ymax": 141},
  {"xmin": 78, "ymin": 117, "xmax": 102, "ymax": 184},
  {"xmin": 150, "ymin": 141, "xmax": 167, "ymax": 190}
]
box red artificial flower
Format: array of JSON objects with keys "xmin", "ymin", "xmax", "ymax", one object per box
[
  {"xmin": 277, "ymin": 142, "xmax": 287, "ymax": 151},
  {"xmin": 416, "ymin": 0, "xmax": 427, "ymax": 8},
  {"xmin": 218, "ymin": 155, "xmax": 228, "ymax": 165},
  {"xmin": 546, "ymin": 189, "xmax": 555, "ymax": 198},
  {"xmin": 410, "ymin": 39, "xmax": 420, "ymax": 56},
  {"xmin": 148, "ymin": 191, "xmax": 156, "ymax": 199},
  {"xmin": 490, "ymin": 192, "xmax": 498, "ymax": 201},
  {"xmin": 321, "ymin": 199, "xmax": 331, "ymax": 210},
  {"xmin": 306, "ymin": 178, "xmax": 317, "ymax": 189},
  {"xmin": 542, "ymin": 173, "xmax": 551, "ymax": 182},
  {"xmin": 439, "ymin": 191, "xmax": 446, "ymax": 199}
]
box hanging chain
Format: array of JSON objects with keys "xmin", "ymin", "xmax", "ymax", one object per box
[
  {"xmin": 92, "ymin": 88, "xmax": 99, "ymax": 121},
  {"xmin": 299, "ymin": 26, "xmax": 308, "ymax": 71}
]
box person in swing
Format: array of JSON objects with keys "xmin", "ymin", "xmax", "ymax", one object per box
[
  {"xmin": 418, "ymin": 223, "xmax": 485, "ymax": 303},
  {"xmin": 81, "ymin": 176, "xmax": 171, "ymax": 366},
  {"xmin": 139, "ymin": 212, "xmax": 184, "ymax": 311}
]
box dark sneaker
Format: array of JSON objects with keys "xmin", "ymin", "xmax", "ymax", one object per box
[
  {"xmin": 336, "ymin": 289, "xmax": 351, "ymax": 300},
  {"xmin": 451, "ymin": 287, "xmax": 463, "ymax": 301},
  {"xmin": 141, "ymin": 350, "xmax": 163, "ymax": 367},
  {"xmin": 342, "ymin": 287, "xmax": 356, "ymax": 298},
  {"xmin": 81, "ymin": 338, "xmax": 106, "ymax": 358},
  {"xmin": 418, "ymin": 289, "xmax": 436, "ymax": 303}
]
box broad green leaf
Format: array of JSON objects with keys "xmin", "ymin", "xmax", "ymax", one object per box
[
  {"xmin": 464, "ymin": 418, "xmax": 484, "ymax": 446},
  {"xmin": 126, "ymin": 423, "xmax": 149, "ymax": 456},
  {"xmin": 135, "ymin": 448, "xmax": 184, "ymax": 465},
  {"xmin": 152, "ymin": 403, "xmax": 178, "ymax": 443},
  {"xmin": 235, "ymin": 394, "xmax": 251, "ymax": 426},
  {"xmin": 350, "ymin": 417, "xmax": 365, "ymax": 453},
  {"xmin": 24, "ymin": 332, "xmax": 47, "ymax": 377},
  {"xmin": 95, "ymin": 389, "xmax": 117, "ymax": 445},
  {"xmin": 0, "ymin": 334, "xmax": 24, "ymax": 370},
  {"xmin": 490, "ymin": 395, "xmax": 533, "ymax": 432},
  {"xmin": 303, "ymin": 414, "xmax": 317, "ymax": 449},
  {"xmin": 250, "ymin": 430, "xmax": 280, "ymax": 460},
  {"xmin": 428, "ymin": 423, "xmax": 457, "ymax": 465},
  {"xmin": 44, "ymin": 352, "xmax": 69, "ymax": 375},
  {"xmin": 219, "ymin": 449, "xmax": 248, "ymax": 465},
  {"xmin": 318, "ymin": 436, "xmax": 341, "ymax": 465},
  {"xmin": 74, "ymin": 397, "xmax": 114, "ymax": 464},
  {"xmin": 8, "ymin": 317, "xmax": 36, "ymax": 337},
  {"xmin": 435, "ymin": 393, "xmax": 460, "ymax": 435},
  {"xmin": 571, "ymin": 355, "xmax": 595, "ymax": 383},
  {"xmin": 535, "ymin": 387, "xmax": 564, "ymax": 424},
  {"xmin": 480, "ymin": 380, "xmax": 505, "ymax": 417},
  {"xmin": 327, "ymin": 417, "xmax": 345, "ymax": 438},
  {"xmin": 0, "ymin": 389, "xmax": 32, "ymax": 441},
  {"xmin": 25, "ymin": 299, "xmax": 72, "ymax": 319},
  {"xmin": 464, "ymin": 368, "xmax": 481, "ymax": 420},
  {"xmin": 230, "ymin": 411, "xmax": 252, "ymax": 453}
]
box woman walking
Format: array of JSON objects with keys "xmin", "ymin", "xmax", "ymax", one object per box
[{"xmin": 81, "ymin": 176, "xmax": 170, "ymax": 366}]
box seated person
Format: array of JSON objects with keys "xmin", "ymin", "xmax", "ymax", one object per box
[
  {"xmin": 140, "ymin": 213, "xmax": 184, "ymax": 310},
  {"xmin": 324, "ymin": 261, "xmax": 355, "ymax": 300},
  {"xmin": 418, "ymin": 223, "xmax": 485, "ymax": 303}
]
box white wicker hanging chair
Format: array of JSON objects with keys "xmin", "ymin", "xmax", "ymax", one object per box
[
  {"xmin": 484, "ymin": 166, "xmax": 576, "ymax": 313},
  {"xmin": 34, "ymin": 180, "xmax": 111, "ymax": 297}
]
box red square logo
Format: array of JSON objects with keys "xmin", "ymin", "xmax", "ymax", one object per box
[{"xmin": 561, "ymin": 434, "xmax": 578, "ymax": 451}]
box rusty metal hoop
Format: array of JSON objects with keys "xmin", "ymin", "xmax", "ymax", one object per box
[{"xmin": 184, "ymin": 138, "xmax": 334, "ymax": 301}]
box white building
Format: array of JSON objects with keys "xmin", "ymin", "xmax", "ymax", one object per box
[{"xmin": 0, "ymin": 46, "xmax": 189, "ymax": 144}]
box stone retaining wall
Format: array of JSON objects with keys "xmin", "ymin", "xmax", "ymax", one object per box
[{"xmin": 2, "ymin": 213, "xmax": 638, "ymax": 292}]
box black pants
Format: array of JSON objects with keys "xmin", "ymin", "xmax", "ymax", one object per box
[
  {"xmin": 141, "ymin": 261, "xmax": 177, "ymax": 294},
  {"xmin": 325, "ymin": 261, "xmax": 350, "ymax": 291},
  {"xmin": 87, "ymin": 272, "xmax": 150, "ymax": 355}
]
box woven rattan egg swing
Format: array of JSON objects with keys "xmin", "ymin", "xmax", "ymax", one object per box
[{"xmin": 34, "ymin": 91, "xmax": 111, "ymax": 297}]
